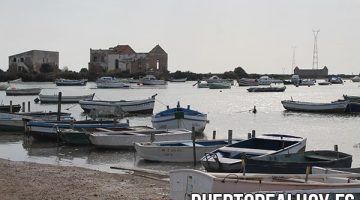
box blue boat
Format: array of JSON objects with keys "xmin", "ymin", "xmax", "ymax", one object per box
[
  {"xmin": 151, "ymin": 102, "xmax": 208, "ymax": 133},
  {"xmin": 200, "ymin": 134, "xmax": 307, "ymax": 172},
  {"xmin": 27, "ymin": 120, "xmax": 129, "ymax": 141}
]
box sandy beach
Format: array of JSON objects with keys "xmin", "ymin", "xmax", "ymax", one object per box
[{"xmin": 0, "ymin": 159, "xmax": 169, "ymax": 200}]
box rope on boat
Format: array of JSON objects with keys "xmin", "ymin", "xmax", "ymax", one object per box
[
  {"xmin": 155, "ymin": 99, "xmax": 168, "ymax": 107},
  {"xmin": 65, "ymin": 104, "xmax": 78, "ymax": 111}
]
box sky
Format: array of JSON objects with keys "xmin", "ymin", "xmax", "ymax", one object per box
[{"xmin": 1, "ymin": 0, "xmax": 360, "ymax": 74}]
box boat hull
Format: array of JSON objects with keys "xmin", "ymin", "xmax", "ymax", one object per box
[
  {"xmin": 38, "ymin": 93, "xmax": 94, "ymax": 104},
  {"xmin": 152, "ymin": 115, "xmax": 208, "ymax": 133},
  {"xmin": 55, "ymin": 79, "xmax": 87, "ymax": 86},
  {"xmin": 89, "ymin": 129, "xmax": 192, "ymax": 149},
  {"xmin": 281, "ymin": 100, "xmax": 348, "ymax": 113},
  {"xmin": 79, "ymin": 98, "xmax": 155, "ymax": 115},
  {"xmin": 247, "ymin": 86, "xmax": 286, "ymax": 92},
  {"xmin": 6, "ymin": 88, "xmax": 41, "ymax": 96}
]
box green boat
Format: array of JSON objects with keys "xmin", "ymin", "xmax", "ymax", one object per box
[
  {"xmin": 343, "ymin": 95, "xmax": 360, "ymax": 103},
  {"xmin": 208, "ymin": 82, "xmax": 231, "ymax": 89}
]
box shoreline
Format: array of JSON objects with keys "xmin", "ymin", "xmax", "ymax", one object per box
[{"xmin": 0, "ymin": 158, "xmax": 169, "ymax": 199}]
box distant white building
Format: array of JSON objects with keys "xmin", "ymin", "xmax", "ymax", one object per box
[{"xmin": 8, "ymin": 50, "xmax": 59, "ymax": 73}]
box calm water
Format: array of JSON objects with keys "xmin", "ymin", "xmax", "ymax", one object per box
[{"xmin": 0, "ymin": 81, "xmax": 359, "ymax": 173}]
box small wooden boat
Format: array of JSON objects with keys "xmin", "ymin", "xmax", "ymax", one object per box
[
  {"xmin": 151, "ymin": 102, "xmax": 208, "ymax": 133},
  {"xmin": 35, "ymin": 93, "xmax": 95, "ymax": 104},
  {"xmin": 135, "ymin": 139, "xmax": 243, "ymax": 162},
  {"xmin": 201, "ymin": 134, "xmax": 306, "ymax": 172},
  {"xmin": 0, "ymin": 82, "xmax": 10, "ymax": 90},
  {"xmin": 237, "ymin": 78, "xmax": 259, "ymax": 86},
  {"xmin": 59, "ymin": 126, "xmax": 152, "ymax": 145},
  {"xmin": 0, "ymin": 112, "xmax": 72, "ymax": 132},
  {"xmin": 88, "ymin": 128, "xmax": 192, "ymax": 149},
  {"xmin": 6, "ymin": 88, "xmax": 41, "ymax": 96},
  {"xmin": 0, "ymin": 104, "xmax": 21, "ymax": 113},
  {"xmin": 55, "ymin": 78, "xmax": 87, "ymax": 86},
  {"xmin": 247, "ymin": 86, "xmax": 286, "ymax": 92},
  {"xmin": 281, "ymin": 100, "xmax": 349, "ymax": 113},
  {"xmin": 242, "ymin": 150, "xmax": 352, "ymax": 174},
  {"xmin": 140, "ymin": 75, "xmax": 167, "ymax": 85},
  {"xmin": 26, "ymin": 120, "xmax": 129, "ymax": 141},
  {"xmin": 79, "ymin": 94, "xmax": 156, "ymax": 115},
  {"xmin": 170, "ymin": 169, "xmax": 360, "ymax": 199},
  {"xmin": 169, "ymin": 78, "xmax": 187, "ymax": 82},
  {"xmin": 208, "ymin": 82, "xmax": 231, "ymax": 89}
]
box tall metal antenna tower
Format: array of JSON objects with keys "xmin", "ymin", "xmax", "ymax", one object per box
[
  {"xmin": 312, "ymin": 29, "xmax": 320, "ymax": 69},
  {"xmin": 291, "ymin": 46, "xmax": 297, "ymax": 71}
]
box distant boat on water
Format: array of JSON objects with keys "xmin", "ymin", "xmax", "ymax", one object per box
[
  {"xmin": 247, "ymin": 86, "xmax": 286, "ymax": 92},
  {"xmin": 55, "ymin": 78, "xmax": 87, "ymax": 86},
  {"xmin": 35, "ymin": 93, "xmax": 95, "ymax": 104},
  {"xmin": 96, "ymin": 77, "xmax": 130, "ymax": 88},
  {"xmin": 169, "ymin": 78, "xmax": 187, "ymax": 82},
  {"xmin": 208, "ymin": 82, "xmax": 231, "ymax": 89},
  {"xmin": 140, "ymin": 75, "xmax": 167, "ymax": 85},
  {"xmin": 237, "ymin": 78, "xmax": 259, "ymax": 86},
  {"xmin": 6, "ymin": 88, "xmax": 41, "ymax": 96},
  {"xmin": 281, "ymin": 100, "xmax": 349, "ymax": 113},
  {"xmin": 351, "ymin": 76, "xmax": 360, "ymax": 82}
]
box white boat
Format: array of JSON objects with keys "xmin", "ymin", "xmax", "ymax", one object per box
[
  {"xmin": 0, "ymin": 82, "xmax": 10, "ymax": 90},
  {"xmin": 79, "ymin": 95, "xmax": 156, "ymax": 115},
  {"xmin": 140, "ymin": 75, "xmax": 167, "ymax": 85},
  {"xmin": 281, "ymin": 100, "xmax": 349, "ymax": 113},
  {"xmin": 6, "ymin": 88, "xmax": 41, "ymax": 96},
  {"xmin": 170, "ymin": 169, "xmax": 360, "ymax": 199},
  {"xmin": 36, "ymin": 93, "xmax": 95, "ymax": 104},
  {"xmin": 257, "ymin": 76, "xmax": 272, "ymax": 85},
  {"xmin": 298, "ymin": 79, "xmax": 316, "ymax": 86},
  {"xmin": 88, "ymin": 128, "xmax": 192, "ymax": 149},
  {"xmin": 351, "ymin": 76, "xmax": 360, "ymax": 82},
  {"xmin": 96, "ymin": 77, "xmax": 130, "ymax": 88},
  {"xmin": 196, "ymin": 81, "xmax": 209, "ymax": 88},
  {"xmin": 135, "ymin": 139, "xmax": 242, "ymax": 162},
  {"xmin": 55, "ymin": 78, "xmax": 87, "ymax": 86},
  {"xmin": 151, "ymin": 102, "xmax": 208, "ymax": 133},
  {"xmin": 170, "ymin": 78, "xmax": 187, "ymax": 82},
  {"xmin": 237, "ymin": 78, "xmax": 259, "ymax": 86},
  {"xmin": 329, "ymin": 77, "xmax": 343, "ymax": 84}
]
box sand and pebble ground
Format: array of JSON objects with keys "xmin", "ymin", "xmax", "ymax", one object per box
[{"xmin": 0, "ymin": 159, "xmax": 169, "ymax": 200}]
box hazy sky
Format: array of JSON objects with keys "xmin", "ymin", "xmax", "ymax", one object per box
[{"xmin": 1, "ymin": 0, "xmax": 360, "ymax": 74}]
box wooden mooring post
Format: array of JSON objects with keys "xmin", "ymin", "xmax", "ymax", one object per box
[
  {"xmin": 192, "ymin": 127, "xmax": 196, "ymax": 167},
  {"xmin": 228, "ymin": 130, "xmax": 233, "ymax": 144},
  {"xmin": 251, "ymin": 130, "xmax": 256, "ymax": 138},
  {"xmin": 9, "ymin": 101, "xmax": 13, "ymax": 113},
  {"xmin": 22, "ymin": 102, "xmax": 25, "ymax": 112},
  {"xmin": 212, "ymin": 130, "xmax": 216, "ymax": 140},
  {"xmin": 57, "ymin": 92, "xmax": 62, "ymax": 121}
]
